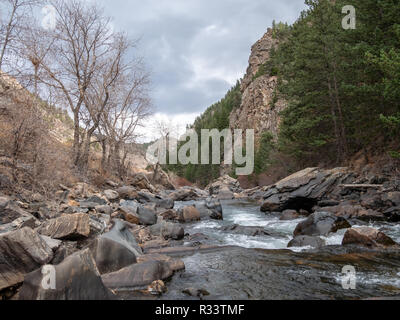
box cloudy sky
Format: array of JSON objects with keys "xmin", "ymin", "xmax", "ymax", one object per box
[{"xmin": 97, "ymin": 0, "xmax": 307, "ymax": 141}]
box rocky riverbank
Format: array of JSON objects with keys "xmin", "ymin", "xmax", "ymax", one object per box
[{"xmin": 1, "ymin": 167, "xmax": 400, "ymax": 300}]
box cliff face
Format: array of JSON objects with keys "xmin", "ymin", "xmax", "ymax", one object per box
[{"xmin": 229, "ymin": 29, "xmax": 287, "ymax": 144}]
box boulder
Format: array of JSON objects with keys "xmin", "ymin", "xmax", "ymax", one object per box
[
  {"xmin": 160, "ymin": 209, "xmax": 179, "ymax": 221},
  {"xmin": 19, "ymin": 249, "xmax": 115, "ymax": 300},
  {"xmin": 137, "ymin": 253, "xmax": 185, "ymax": 273},
  {"xmin": 155, "ymin": 198, "xmax": 174, "ymax": 210},
  {"xmin": 342, "ymin": 227, "xmax": 398, "ymax": 248},
  {"xmin": 288, "ymin": 236, "xmax": 326, "ymax": 249},
  {"xmin": 137, "ymin": 206, "xmax": 157, "ymax": 226},
  {"xmin": 220, "ymin": 224, "xmax": 270, "ymax": 237},
  {"xmin": 206, "ymin": 175, "xmax": 242, "ymax": 195},
  {"xmin": 0, "ymin": 198, "xmax": 37, "ymax": 225},
  {"xmin": 293, "ymin": 212, "xmax": 351, "ymax": 237},
  {"xmin": 195, "ymin": 201, "xmax": 223, "ymax": 220},
  {"xmin": 383, "ymin": 207, "xmax": 400, "ymax": 222},
  {"xmin": 178, "ymin": 206, "xmax": 201, "ymax": 222},
  {"xmin": 323, "ymin": 204, "xmax": 386, "ymax": 222},
  {"xmin": 0, "ymin": 228, "xmax": 53, "ymax": 291},
  {"xmin": 130, "ymin": 173, "xmax": 154, "ymax": 191},
  {"xmin": 149, "ymin": 221, "xmax": 185, "ymax": 240},
  {"xmin": 217, "ymin": 187, "xmax": 234, "ymax": 200},
  {"xmin": 101, "ymin": 260, "xmax": 174, "ymax": 289},
  {"xmin": 104, "ymin": 190, "xmax": 119, "ymax": 201},
  {"xmin": 120, "ymin": 201, "xmax": 157, "ymax": 226},
  {"xmin": 117, "ymin": 186, "xmax": 138, "ymax": 200},
  {"xmin": 261, "ymin": 168, "xmax": 350, "ymax": 213},
  {"xmin": 37, "ymin": 213, "xmax": 90, "ymax": 240},
  {"xmin": 280, "ymin": 210, "xmax": 301, "ymax": 221}
]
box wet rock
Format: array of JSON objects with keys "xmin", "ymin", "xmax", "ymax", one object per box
[
  {"xmin": 149, "ymin": 221, "xmax": 185, "ymax": 240},
  {"xmin": 182, "ymin": 287, "xmax": 210, "ymax": 298},
  {"xmin": 117, "ymin": 186, "xmax": 138, "ymax": 200},
  {"xmin": 102, "ymin": 260, "xmax": 174, "ymax": 289},
  {"xmin": 220, "ymin": 224, "xmax": 270, "ymax": 237},
  {"xmin": 383, "ymin": 207, "xmax": 400, "ymax": 222},
  {"xmin": 178, "ymin": 206, "xmax": 201, "ymax": 222},
  {"xmin": 280, "ymin": 210, "xmax": 300, "ymax": 221},
  {"xmin": 19, "ymin": 249, "xmax": 115, "ymax": 300},
  {"xmin": 37, "ymin": 213, "xmax": 90, "ymax": 240},
  {"xmin": 342, "ymin": 227, "xmax": 398, "ymax": 248},
  {"xmin": 0, "ymin": 228, "xmax": 53, "ymax": 291},
  {"xmin": 104, "ymin": 190, "xmax": 119, "ymax": 201},
  {"xmin": 288, "ymin": 236, "xmax": 326, "ymax": 249},
  {"xmin": 294, "ymin": 212, "xmax": 351, "ymax": 237}
]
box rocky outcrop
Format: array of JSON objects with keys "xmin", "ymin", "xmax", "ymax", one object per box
[
  {"xmin": 260, "ymin": 168, "xmax": 351, "ymax": 213},
  {"xmin": 342, "ymin": 227, "xmax": 398, "ymax": 248},
  {"xmin": 229, "ymin": 28, "xmax": 286, "ymax": 143},
  {"xmin": 0, "ymin": 228, "xmax": 53, "ymax": 291}
]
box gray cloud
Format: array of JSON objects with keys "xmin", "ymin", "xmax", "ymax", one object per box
[{"xmin": 98, "ymin": 0, "xmax": 306, "ymax": 115}]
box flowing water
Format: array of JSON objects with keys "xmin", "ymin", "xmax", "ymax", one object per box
[{"xmin": 160, "ymin": 200, "xmax": 400, "ymax": 300}]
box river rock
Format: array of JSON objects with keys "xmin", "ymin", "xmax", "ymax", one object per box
[
  {"xmin": 280, "ymin": 210, "xmax": 301, "ymax": 221},
  {"xmin": 149, "ymin": 221, "xmax": 185, "ymax": 240},
  {"xmin": 178, "ymin": 206, "xmax": 201, "ymax": 222},
  {"xmin": 103, "ymin": 220, "xmax": 142, "ymax": 256},
  {"xmin": 137, "ymin": 206, "xmax": 157, "ymax": 226},
  {"xmin": 101, "ymin": 260, "xmax": 174, "ymax": 289},
  {"xmin": 261, "ymin": 167, "xmax": 350, "ymax": 213},
  {"xmin": 19, "ymin": 248, "xmax": 115, "ymax": 300},
  {"xmin": 0, "ymin": 228, "xmax": 53, "ymax": 291},
  {"xmin": 383, "ymin": 207, "xmax": 400, "ymax": 222},
  {"xmin": 217, "ymin": 187, "xmax": 235, "ymax": 200},
  {"xmin": 288, "ymin": 236, "xmax": 326, "ymax": 249},
  {"xmin": 342, "ymin": 227, "xmax": 398, "ymax": 248},
  {"xmin": 37, "ymin": 213, "xmax": 90, "ymax": 240},
  {"xmin": 104, "ymin": 190, "xmax": 119, "ymax": 201},
  {"xmin": 220, "ymin": 224, "xmax": 270, "ymax": 237},
  {"xmin": 117, "ymin": 186, "xmax": 138, "ymax": 200},
  {"xmin": 293, "ymin": 212, "xmax": 351, "ymax": 237},
  {"xmin": 322, "ymin": 204, "xmax": 386, "ymax": 222}
]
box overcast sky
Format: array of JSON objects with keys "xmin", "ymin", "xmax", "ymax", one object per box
[{"xmin": 96, "ymin": 0, "xmax": 307, "ymax": 141}]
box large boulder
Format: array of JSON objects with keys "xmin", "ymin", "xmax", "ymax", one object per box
[
  {"xmin": 0, "ymin": 228, "xmax": 53, "ymax": 291},
  {"xmin": 37, "ymin": 213, "xmax": 90, "ymax": 240},
  {"xmin": 178, "ymin": 206, "xmax": 201, "ymax": 222},
  {"xmin": 120, "ymin": 201, "xmax": 157, "ymax": 226},
  {"xmin": 261, "ymin": 168, "xmax": 350, "ymax": 213},
  {"xmin": 293, "ymin": 212, "xmax": 351, "ymax": 237},
  {"xmin": 101, "ymin": 260, "xmax": 174, "ymax": 289},
  {"xmin": 19, "ymin": 249, "xmax": 115, "ymax": 300},
  {"xmin": 149, "ymin": 221, "xmax": 185, "ymax": 240},
  {"xmin": 195, "ymin": 201, "xmax": 223, "ymax": 220},
  {"xmin": 137, "ymin": 206, "xmax": 157, "ymax": 226},
  {"xmin": 0, "ymin": 197, "xmax": 37, "ymax": 225},
  {"xmin": 288, "ymin": 236, "xmax": 326, "ymax": 249},
  {"xmin": 217, "ymin": 187, "xmax": 235, "ymax": 200},
  {"xmin": 342, "ymin": 227, "xmax": 398, "ymax": 248}
]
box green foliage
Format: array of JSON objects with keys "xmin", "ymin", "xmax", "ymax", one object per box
[
  {"xmin": 166, "ymin": 82, "xmax": 242, "ymax": 186},
  {"xmin": 254, "ymin": 132, "xmax": 276, "ymax": 175}
]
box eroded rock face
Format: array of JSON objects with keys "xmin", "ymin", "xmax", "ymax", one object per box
[
  {"xmin": 294, "ymin": 212, "xmax": 351, "ymax": 237},
  {"xmin": 229, "ymin": 29, "xmax": 286, "ymax": 144},
  {"xmin": 19, "ymin": 249, "xmax": 114, "ymax": 300},
  {"xmin": 342, "ymin": 227, "xmax": 398, "ymax": 248},
  {"xmin": 37, "ymin": 213, "xmax": 90, "ymax": 240},
  {"xmin": 0, "ymin": 228, "xmax": 53, "ymax": 291}
]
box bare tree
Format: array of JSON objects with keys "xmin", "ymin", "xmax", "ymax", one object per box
[
  {"xmin": 26, "ymin": 0, "xmax": 115, "ymax": 170},
  {"xmin": 0, "ymin": 0, "xmax": 42, "ymax": 69}
]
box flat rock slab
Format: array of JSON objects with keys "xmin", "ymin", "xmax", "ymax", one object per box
[
  {"xmin": 37, "ymin": 213, "xmax": 90, "ymax": 240},
  {"xmin": 0, "ymin": 227, "xmax": 53, "ymax": 291}
]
